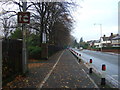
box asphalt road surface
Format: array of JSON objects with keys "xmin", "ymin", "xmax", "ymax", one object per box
[{"xmin": 73, "ymin": 48, "xmax": 119, "ymax": 87}]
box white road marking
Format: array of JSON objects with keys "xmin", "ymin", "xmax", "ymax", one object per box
[
  {"xmin": 38, "ymin": 51, "xmax": 64, "ymax": 89},
  {"xmin": 72, "ymin": 52, "xmax": 99, "ymax": 88},
  {"xmin": 71, "ymin": 48, "xmax": 119, "ymax": 88},
  {"xmin": 83, "ymin": 56, "xmax": 119, "ymax": 88},
  {"xmin": 107, "ymin": 75, "xmax": 119, "ymax": 85},
  {"xmin": 107, "ymin": 75, "xmax": 118, "ymax": 82},
  {"xmin": 111, "ymin": 75, "xmax": 118, "ymax": 77},
  {"xmin": 82, "ymin": 69, "xmax": 99, "ymax": 89}
]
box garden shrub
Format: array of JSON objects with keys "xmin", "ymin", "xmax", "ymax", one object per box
[{"xmin": 28, "ymin": 46, "xmax": 42, "ymax": 59}]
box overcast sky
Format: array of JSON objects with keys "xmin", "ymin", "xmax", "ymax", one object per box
[
  {"xmin": 72, "ymin": 0, "xmax": 119, "ymax": 42},
  {"xmin": 0, "ymin": 0, "xmax": 119, "ymax": 42}
]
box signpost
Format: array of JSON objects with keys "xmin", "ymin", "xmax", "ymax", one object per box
[
  {"xmin": 18, "ymin": 12, "xmax": 30, "ymax": 23},
  {"xmin": 17, "ymin": 2, "xmax": 30, "ymax": 74}
]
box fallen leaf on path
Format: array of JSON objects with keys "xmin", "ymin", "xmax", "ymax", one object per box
[
  {"xmin": 66, "ymin": 82, "xmax": 69, "ymax": 84},
  {"xmin": 65, "ymin": 86, "xmax": 69, "ymax": 88},
  {"xmin": 26, "ymin": 80, "xmax": 29, "ymax": 83}
]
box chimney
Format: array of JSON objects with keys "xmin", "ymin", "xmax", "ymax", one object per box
[
  {"xmin": 103, "ymin": 35, "xmax": 106, "ymax": 41},
  {"xmin": 111, "ymin": 33, "xmax": 113, "ymax": 36}
]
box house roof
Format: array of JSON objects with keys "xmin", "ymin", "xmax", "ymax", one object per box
[
  {"xmin": 93, "ymin": 40, "xmax": 100, "ymax": 43},
  {"xmin": 112, "ymin": 35, "xmax": 120, "ymax": 40},
  {"xmin": 102, "ymin": 37, "xmax": 109, "ymax": 41},
  {"xmin": 102, "ymin": 34, "xmax": 119, "ymax": 41}
]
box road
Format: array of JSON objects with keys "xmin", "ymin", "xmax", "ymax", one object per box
[{"xmin": 72, "ymin": 48, "xmax": 119, "ymax": 87}]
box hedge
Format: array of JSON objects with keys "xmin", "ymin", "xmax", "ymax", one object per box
[{"xmin": 28, "ymin": 46, "xmax": 42, "ymax": 59}]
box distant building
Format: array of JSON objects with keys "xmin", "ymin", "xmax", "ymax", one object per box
[
  {"xmin": 101, "ymin": 33, "xmax": 119, "ymax": 47},
  {"xmin": 87, "ymin": 33, "xmax": 119, "ymax": 48},
  {"xmin": 94, "ymin": 40, "xmax": 101, "ymax": 48},
  {"xmin": 87, "ymin": 40, "xmax": 94, "ymax": 47},
  {"xmin": 101, "ymin": 35, "xmax": 111, "ymax": 47},
  {"xmin": 87, "ymin": 40, "xmax": 100, "ymax": 48},
  {"xmin": 111, "ymin": 35, "xmax": 120, "ymax": 47}
]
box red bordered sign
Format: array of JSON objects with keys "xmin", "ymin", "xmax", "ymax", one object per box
[{"xmin": 18, "ymin": 12, "xmax": 30, "ymax": 23}]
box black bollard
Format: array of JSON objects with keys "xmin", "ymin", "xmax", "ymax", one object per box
[
  {"xmin": 89, "ymin": 68, "xmax": 93, "ymax": 73},
  {"xmin": 101, "ymin": 64, "xmax": 106, "ymax": 85},
  {"xmin": 79, "ymin": 59, "xmax": 81, "ymax": 62},
  {"xmin": 101, "ymin": 78, "xmax": 106, "ymax": 85},
  {"xmin": 89, "ymin": 59, "xmax": 93, "ymax": 74}
]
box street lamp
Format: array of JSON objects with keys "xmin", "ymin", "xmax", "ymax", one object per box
[{"xmin": 94, "ymin": 23, "xmax": 102, "ymax": 51}]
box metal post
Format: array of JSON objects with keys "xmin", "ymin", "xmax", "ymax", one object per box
[
  {"xmin": 94, "ymin": 23, "xmax": 102, "ymax": 51},
  {"xmin": 0, "ymin": 40, "xmax": 2, "ymax": 89},
  {"xmin": 100, "ymin": 24, "xmax": 102, "ymax": 52},
  {"xmin": 118, "ymin": 2, "xmax": 120, "ymax": 88},
  {"xmin": 22, "ymin": 1, "xmax": 28, "ymax": 74}
]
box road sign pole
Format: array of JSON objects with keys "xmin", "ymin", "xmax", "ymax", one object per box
[
  {"xmin": 22, "ymin": 23, "xmax": 27, "ymax": 74},
  {"xmin": 22, "ymin": 1, "xmax": 28, "ymax": 74}
]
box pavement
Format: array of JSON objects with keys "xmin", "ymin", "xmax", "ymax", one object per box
[
  {"xmin": 3, "ymin": 50, "xmax": 63, "ymax": 89},
  {"xmin": 39, "ymin": 50, "xmax": 98, "ymax": 89},
  {"xmin": 3, "ymin": 49, "xmax": 118, "ymax": 89}
]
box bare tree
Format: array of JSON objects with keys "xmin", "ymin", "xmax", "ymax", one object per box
[
  {"xmin": 0, "ymin": 15, "xmax": 16, "ymax": 39},
  {"xmin": 30, "ymin": 2, "xmax": 75, "ymax": 45},
  {"xmin": 0, "ymin": 1, "xmax": 76, "ymax": 47}
]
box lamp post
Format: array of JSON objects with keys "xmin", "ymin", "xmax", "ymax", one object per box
[{"xmin": 94, "ymin": 23, "xmax": 102, "ymax": 51}]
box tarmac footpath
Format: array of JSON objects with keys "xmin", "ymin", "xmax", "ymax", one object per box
[{"xmin": 38, "ymin": 50, "xmax": 99, "ymax": 89}]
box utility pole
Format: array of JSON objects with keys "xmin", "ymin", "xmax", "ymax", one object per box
[
  {"xmin": 100, "ymin": 24, "xmax": 102, "ymax": 52},
  {"xmin": 94, "ymin": 23, "xmax": 102, "ymax": 51},
  {"xmin": 22, "ymin": 1, "xmax": 27, "ymax": 74}
]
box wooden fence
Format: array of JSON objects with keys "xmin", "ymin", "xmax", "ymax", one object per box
[{"xmin": 2, "ymin": 39, "xmax": 22, "ymax": 85}]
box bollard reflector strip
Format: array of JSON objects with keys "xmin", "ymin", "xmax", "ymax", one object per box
[
  {"xmin": 90, "ymin": 59, "xmax": 92, "ymax": 63},
  {"xmin": 102, "ymin": 64, "xmax": 106, "ymax": 71}
]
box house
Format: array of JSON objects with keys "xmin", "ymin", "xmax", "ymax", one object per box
[
  {"xmin": 87, "ymin": 40, "xmax": 94, "ymax": 47},
  {"xmin": 111, "ymin": 35, "xmax": 120, "ymax": 47},
  {"xmin": 101, "ymin": 33, "xmax": 118, "ymax": 47},
  {"xmin": 101, "ymin": 35, "xmax": 111, "ymax": 47},
  {"xmin": 87, "ymin": 40, "xmax": 101, "ymax": 48},
  {"xmin": 94, "ymin": 40, "xmax": 101, "ymax": 48},
  {"xmin": 87, "ymin": 33, "xmax": 119, "ymax": 48}
]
